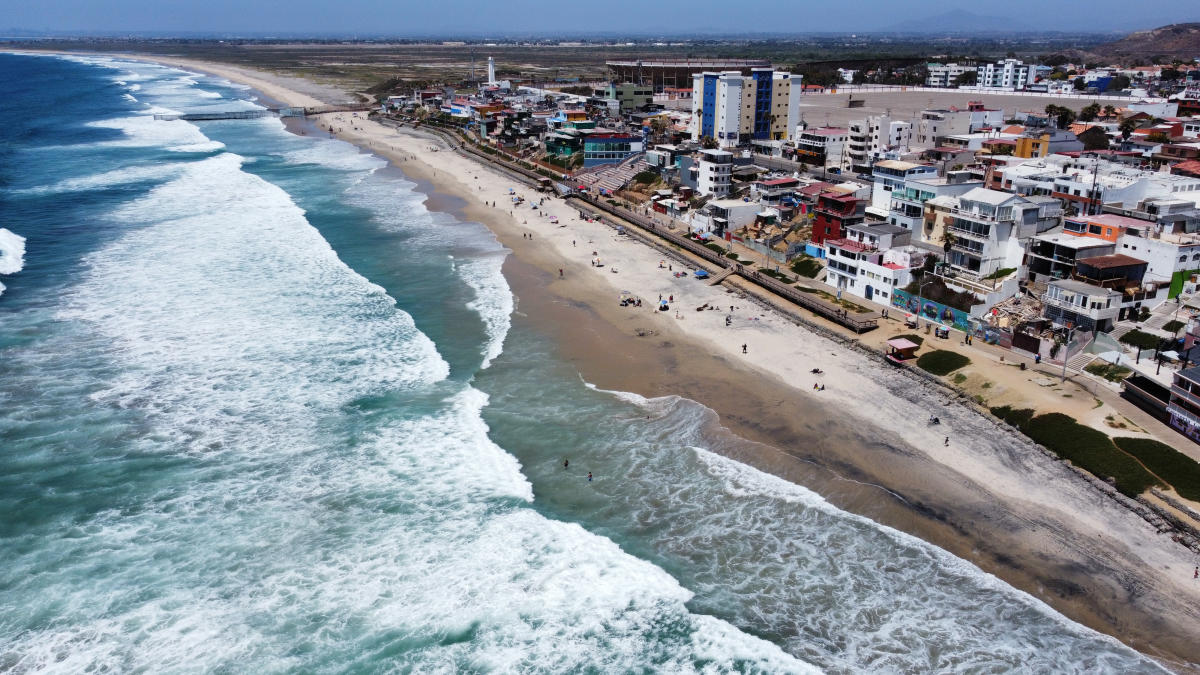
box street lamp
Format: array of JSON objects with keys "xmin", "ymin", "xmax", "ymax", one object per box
[{"xmin": 1060, "ymin": 324, "xmax": 1075, "ymax": 383}]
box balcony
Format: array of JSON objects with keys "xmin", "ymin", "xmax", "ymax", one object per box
[
  {"xmin": 1168, "ymin": 402, "xmax": 1200, "ymax": 430},
  {"xmin": 1172, "ymin": 383, "xmax": 1200, "ymax": 411},
  {"xmin": 948, "ymin": 222, "xmax": 991, "ymax": 242},
  {"xmin": 1041, "ymin": 293, "xmax": 1120, "ymax": 322},
  {"xmin": 951, "ymin": 239, "xmax": 985, "ymax": 255}
]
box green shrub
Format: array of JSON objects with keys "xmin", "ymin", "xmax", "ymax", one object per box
[
  {"xmin": 1023, "ymin": 414, "xmax": 1160, "ymax": 498},
  {"xmin": 1119, "ymin": 330, "xmax": 1162, "ymax": 350},
  {"xmin": 983, "ymin": 267, "xmax": 1018, "ymax": 280},
  {"xmin": 990, "ymin": 405, "xmax": 1035, "ymax": 429},
  {"xmin": 1112, "ymin": 437, "xmax": 1200, "ymax": 501},
  {"xmin": 725, "ymin": 252, "xmax": 739, "ymax": 261},
  {"xmin": 789, "ymin": 256, "xmax": 823, "ymax": 279},
  {"xmin": 633, "ymin": 170, "xmax": 658, "ymax": 184},
  {"xmin": 1085, "ymin": 361, "xmax": 1133, "ymax": 382},
  {"xmin": 1163, "ymin": 320, "xmax": 1185, "ymax": 334},
  {"xmin": 916, "ymin": 350, "xmax": 971, "ymax": 376}
]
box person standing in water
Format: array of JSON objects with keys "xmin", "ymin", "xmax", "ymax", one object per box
[
  {"xmin": 587, "ymin": 472, "xmax": 593, "ymax": 482},
  {"xmin": 563, "ymin": 459, "xmax": 569, "ymax": 470}
]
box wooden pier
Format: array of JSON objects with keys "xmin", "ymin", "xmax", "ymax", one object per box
[{"xmin": 153, "ymin": 104, "xmax": 374, "ymax": 122}]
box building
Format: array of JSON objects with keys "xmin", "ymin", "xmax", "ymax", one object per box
[
  {"xmin": 582, "ymin": 132, "xmax": 644, "ymax": 168},
  {"xmin": 1014, "ymin": 127, "xmax": 1085, "ymax": 158},
  {"xmin": 607, "ymin": 58, "xmax": 771, "ymax": 93},
  {"xmin": 1168, "ymin": 366, "xmax": 1200, "ymax": 444},
  {"xmin": 926, "ymin": 62, "xmax": 975, "ymax": 88},
  {"xmin": 846, "ymin": 115, "xmax": 912, "ymax": 171},
  {"xmin": 871, "ymin": 160, "xmax": 938, "ymax": 211},
  {"xmin": 690, "ymin": 198, "xmax": 759, "ymax": 236},
  {"xmin": 812, "ymin": 191, "xmax": 865, "ymax": 245},
  {"xmin": 887, "ymin": 171, "xmax": 983, "ymax": 232},
  {"xmin": 824, "ymin": 235, "xmax": 923, "ymax": 306},
  {"xmin": 691, "ymin": 148, "xmax": 733, "ymax": 197},
  {"xmin": 977, "ymin": 58, "xmax": 1036, "ymax": 91},
  {"xmin": 914, "ymin": 103, "xmax": 1005, "ymax": 148},
  {"xmin": 923, "ymin": 187, "xmax": 1040, "ymax": 280},
  {"xmin": 1025, "ymin": 232, "xmax": 1117, "ymax": 282},
  {"xmin": 691, "ymin": 69, "xmax": 803, "ymax": 147},
  {"xmin": 794, "ymin": 127, "xmax": 849, "ymax": 171},
  {"xmin": 594, "ymin": 82, "xmax": 654, "ymax": 112},
  {"xmin": 1041, "ymin": 279, "xmax": 1122, "ymax": 332}
]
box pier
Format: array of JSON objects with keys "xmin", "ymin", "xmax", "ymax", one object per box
[{"xmin": 153, "ymin": 104, "xmax": 374, "ymax": 122}]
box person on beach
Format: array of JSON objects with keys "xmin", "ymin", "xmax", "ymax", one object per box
[
  {"xmin": 564, "ymin": 459, "xmax": 569, "ymax": 470},
  {"xmin": 587, "ymin": 472, "xmax": 593, "ymax": 482},
  {"xmin": 944, "ymin": 437, "xmax": 950, "ymax": 446},
  {"xmin": 559, "ymin": 269, "xmax": 563, "ymax": 278},
  {"xmin": 742, "ymin": 344, "xmax": 747, "ymax": 354}
]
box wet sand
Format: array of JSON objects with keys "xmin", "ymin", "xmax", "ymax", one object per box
[{"xmin": 76, "ymin": 52, "xmax": 1200, "ymax": 671}]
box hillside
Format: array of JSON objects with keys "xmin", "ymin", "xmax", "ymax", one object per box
[{"xmin": 1096, "ymin": 22, "xmax": 1200, "ymax": 61}]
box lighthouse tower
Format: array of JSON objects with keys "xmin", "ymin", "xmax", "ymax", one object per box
[{"xmin": 487, "ymin": 56, "xmax": 496, "ymax": 85}]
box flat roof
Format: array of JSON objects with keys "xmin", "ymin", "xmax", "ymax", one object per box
[
  {"xmin": 1050, "ymin": 278, "xmax": 1118, "ymax": 295},
  {"xmin": 887, "ymin": 338, "xmax": 920, "ymax": 350},
  {"xmin": 848, "ymin": 222, "xmax": 907, "ymax": 235},
  {"xmin": 1036, "ymin": 233, "xmax": 1115, "ymax": 249},
  {"xmin": 1072, "ymin": 213, "xmax": 1153, "ymax": 230},
  {"xmin": 875, "ymin": 160, "xmax": 924, "ymax": 171},
  {"xmin": 1077, "ymin": 253, "xmax": 1148, "ymax": 269}
]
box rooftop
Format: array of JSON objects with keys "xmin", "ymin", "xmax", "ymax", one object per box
[
  {"xmin": 875, "ymin": 159, "xmax": 924, "ymax": 171},
  {"xmin": 1036, "ymin": 232, "xmax": 1117, "ymax": 249},
  {"xmin": 1049, "ymin": 278, "xmax": 1118, "ymax": 295},
  {"xmin": 960, "ymin": 187, "xmax": 1021, "ymax": 206},
  {"xmin": 826, "ymin": 237, "xmax": 873, "ymax": 253},
  {"xmin": 848, "ymin": 222, "xmax": 907, "ymax": 235},
  {"xmin": 1072, "ymin": 213, "xmax": 1153, "ymax": 230},
  {"xmin": 1076, "ymin": 253, "xmax": 1148, "ymax": 269}
]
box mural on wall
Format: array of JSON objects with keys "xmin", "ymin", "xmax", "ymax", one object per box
[{"xmin": 891, "ymin": 288, "xmax": 972, "ymax": 332}]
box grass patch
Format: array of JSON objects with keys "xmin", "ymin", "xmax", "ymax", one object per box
[
  {"xmin": 789, "ymin": 256, "xmax": 823, "ymax": 279},
  {"xmin": 759, "ymin": 269, "xmax": 795, "ymax": 283},
  {"xmin": 1085, "ymin": 361, "xmax": 1133, "ymax": 382},
  {"xmin": 983, "ymin": 267, "xmax": 1018, "ymax": 280},
  {"xmin": 952, "ymin": 373, "xmax": 967, "ymax": 385},
  {"xmin": 1112, "ymin": 437, "xmax": 1200, "ymax": 502},
  {"xmin": 990, "ymin": 405, "xmax": 1034, "ymax": 428},
  {"xmin": 1119, "ymin": 330, "xmax": 1162, "ymax": 351},
  {"xmin": 1163, "ymin": 319, "xmax": 1185, "ymax": 334},
  {"xmin": 991, "ymin": 409, "xmax": 1161, "ymax": 498},
  {"xmin": 916, "ymin": 350, "xmax": 971, "ymax": 376}
]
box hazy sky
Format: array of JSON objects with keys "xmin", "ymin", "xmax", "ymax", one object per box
[{"xmin": 1, "ymin": 0, "xmax": 1194, "ymax": 35}]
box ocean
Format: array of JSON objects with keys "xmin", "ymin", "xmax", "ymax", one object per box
[{"xmin": 0, "ymin": 53, "xmax": 1166, "ymax": 673}]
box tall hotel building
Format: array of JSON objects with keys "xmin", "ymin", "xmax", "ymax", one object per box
[{"xmin": 691, "ymin": 69, "xmax": 803, "ymax": 148}]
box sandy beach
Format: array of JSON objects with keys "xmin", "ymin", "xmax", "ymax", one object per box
[{"xmin": 90, "ymin": 54, "xmax": 1200, "ymax": 669}]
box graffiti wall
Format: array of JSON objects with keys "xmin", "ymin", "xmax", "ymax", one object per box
[{"xmin": 890, "ymin": 289, "xmax": 973, "ymax": 332}]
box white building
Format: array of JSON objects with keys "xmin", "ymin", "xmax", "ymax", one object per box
[
  {"xmin": 691, "ymin": 69, "xmax": 803, "ymax": 148},
  {"xmin": 887, "ymin": 171, "xmax": 983, "ymax": 232},
  {"xmin": 925, "ymin": 187, "xmax": 1041, "ymax": 280},
  {"xmin": 1042, "ymin": 279, "xmax": 1121, "ymax": 333},
  {"xmin": 824, "ymin": 233, "xmax": 925, "ymax": 307},
  {"xmin": 794, "ymin": 127, "xmax": 850, "ymax": 172},
  {"xmin": 695, "ymin": 149, "xmax": 733, "ymax": 197},
  {"xmin": 926, "ymin": 62, "xmax": 975, "ymax": 88},
  {"xmin": 870, "ymin": 159, "xmax": 938, "ymax": 211},
  {"xmin": 846, "ymin": 115, "xmax": 911, "ymax": 170},
  {"xmin": 914, "ymin": 104, "xmax": 1005, "ymax": 148},
  {"xmin": 976, "ymin": 58, "xmax": 1036, "ymax": 91}
]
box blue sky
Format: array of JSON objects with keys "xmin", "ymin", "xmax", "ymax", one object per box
[{"xmin": 1, "ymin": 0, "xmax": 1193, "ymax": 34}]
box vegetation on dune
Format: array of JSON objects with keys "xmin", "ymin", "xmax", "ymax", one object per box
[
  {"xmin": 990, "ymin": 408, "xmax": 1162, "ymax": 498},
  {"xmin": 789, "ymin": 256, "xmax": 822, "ymax": 279},
  {"xmin": 916, "ymin": 350, "xmax": 970, "ymax": 376},
  {"xmin": 1119, "ymin": 330, "xmax": 1163, "ymax": 351},
  {"xmin": 1112, "ymin": 437, "xmax": 1200, "ymax": 502}
]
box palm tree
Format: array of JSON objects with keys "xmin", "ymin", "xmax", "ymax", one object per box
[
  {"xmin": 649, "ymin": 116, "xmax": 670, "ymax": 144},
  {"xmin": 1102, "ymin": 104, "xmax": 1117, "ymax": 119}
]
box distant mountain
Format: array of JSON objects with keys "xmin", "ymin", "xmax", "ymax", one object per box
[
  {"xmin": 1095, "ymin": 23, "xmax": 1200, "ymax": 61},
  {"xmin": 884, "ymin": 10, "xmax": 1033, "ymax": 34}
]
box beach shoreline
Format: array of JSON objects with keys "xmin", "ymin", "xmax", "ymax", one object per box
[{"xmin": 41, "ymin": 51, "xmax": 1200, "ymax": 670}]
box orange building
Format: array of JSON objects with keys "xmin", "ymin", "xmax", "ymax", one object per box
[{"xmin": 1062, "ymin": 213, "xmax": 1152, "ymax": 243}]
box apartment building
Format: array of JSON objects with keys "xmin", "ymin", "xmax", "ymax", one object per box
[
  {"xmin": 923, "ymin": 187, "xmax": 1039, "ymax": 279},
  {"xmin": 870, "ymin": 159, "xmax": 938, "ymax": 210},
  {"xmin": 794, "ymin": 127, "xmax": 850, "ymax": 172},
  {"xmin": 824, "ymin": 234, "xmax": 923, "ymax": 306},
  {"xmin": 691, "ymin": 69, "xmax": 803, "ymax": 147},
  {"xmin": 976, "ymin": 58, "xmax": 1036, "ymax": 90},
  {"xmin": 1041, "ymin": 279, "xmax": 1122, "ymax": 332},
  {"xmin": 914, "ymin": 102, "xmax": 1005, "ymax": 147},
  {"xmin": 1168, "ymin": 366, "xmax": 1200, "ymax": 444},
  {"xmin": 695, "ymin": 148, "xmax": 733, "ymax": 197},
  {"xmin": 926, "ymin": 62, "xmax": 975, "ymax": 88},
  {"xmin": 846, "ymin": 115, "xmax": 911, "ymax": 171},
  {"xmin": 887, "ymin": 171, "xmax": 983, "ymax": 232},
  {"xmin": 812, "ymin": 191, "xmax": 865, "ymax": 245}
]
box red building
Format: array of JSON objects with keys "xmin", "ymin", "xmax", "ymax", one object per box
[{"xmin": 811, "ymin": 191, "xmax": 865, "ymax": 245}]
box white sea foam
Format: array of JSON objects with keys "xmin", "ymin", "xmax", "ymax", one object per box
[
  {"xmin": 88, "ymin": 114, "xmax": 213, "ymax": 150},
  {"xmin": 25, "ymin": 163, "xmax": 187, "ymax": 194},
  {"xmin": 0, "ymin": 229, "xmax": 26, "ymax": 276},
  {"xmin": 458, "ymin": 252, "xmax": 513, "ymax": 369},
  {"xmin": 7, "ymin": 113, "xmax": 822, "ymax": 671},
  {"xmin": 281, "ymin": 144, "xmax": 386, "ymax": 173}
]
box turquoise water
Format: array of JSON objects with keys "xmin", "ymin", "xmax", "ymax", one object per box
[{"xmin": 0, "ymin": 53, "xmax": 1166, "ymax": 673}]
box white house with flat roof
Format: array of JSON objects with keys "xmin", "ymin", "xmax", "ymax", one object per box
[{"xmin": 871, "ymin": 159, "xmax": 938, "ymax": 211}]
